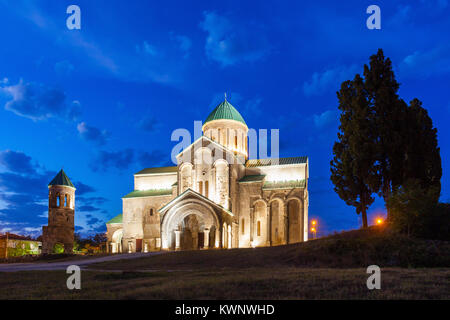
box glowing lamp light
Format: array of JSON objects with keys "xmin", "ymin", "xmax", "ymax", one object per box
[
  {"xmin": 311, "ymin": 227, "xmax": 316, "ymax": 232},
  {"xmin": 376, "ymin": 218, "xmax": 384, "ymax": 225},
  {"xmin": 312, "ymin": 220, "xmax": 317, "ymax": 226}
]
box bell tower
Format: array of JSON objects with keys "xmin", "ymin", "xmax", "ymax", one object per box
[{"xmin": 42, "ymin": 169, "xmax": 76, "ymax": 254}]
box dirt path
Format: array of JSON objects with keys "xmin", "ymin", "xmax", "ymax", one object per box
[{"xmin": 0, "ymin": 252, "xmax": 164, "ymax": 272}]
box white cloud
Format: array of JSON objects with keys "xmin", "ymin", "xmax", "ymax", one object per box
[
  {"xmin": 199, "ymin": 11, "xmax": 269, "ymax": 67},
  {"xmin": 54, "ymin": 60, "xmax": 74, "ymax": 76},
  {"xmin": 399, "ymin": 45, "xmax": 450, "ymax": 78},
  {"xmin": 313, "ymin": 109, "xmax": 339, "ymax": 129},
  {"xmin": 77, "ymin": 122, "xmax": 108, "ymax": 146},
  {"xmin": 1, "ymin": 79, "xmax": 81, "ymax": 121},
  {"xmin": 303, "ymin": 64, "xmax": 359, "ymax": 97},
  {"xmin": 173, "ymin": 35, "xmax": 192, "ymax": 58},
  {"xmin": 136, "ymin": 41, "xmax": 158, "ymax": 56}
]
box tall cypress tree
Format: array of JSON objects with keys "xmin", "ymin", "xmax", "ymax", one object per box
[
  {"xmin": 331, "ymin": 49, "xmax": 442, "ymax": 226},
  {"xmin": 403, "ymin": 98, "xmax": 442, "ymax": 200},
  {"xmin": 363, "ymin": 49, "xmax": 407, "ymax": 218},
  {"xmin": 331, "ymin": 75, "xmax": 378, "ymax": 228}
]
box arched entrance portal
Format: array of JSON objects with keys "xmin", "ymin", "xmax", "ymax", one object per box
[
  {"xmin": 161, "ymin": 199, "xmax": 220, "ymax": 251},
  {"xmin": 111, "ymin": 229, "xmax": 123, "ymax": 253},
  {"xmin": 178, "ymin": 214, "xmax": 209, "ymax": 250}
]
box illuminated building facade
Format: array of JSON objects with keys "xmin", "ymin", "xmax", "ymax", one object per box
[{"xmin": 106, "ymin": 99, "xmax": 309, "ymax": 253}]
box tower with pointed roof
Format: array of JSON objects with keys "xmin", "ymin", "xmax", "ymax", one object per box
[
  {"xmin": 202, "ymin": 97, "xmax": 248, "ymax": 159},
  {"xmin": 42, "ymin": 169, "xmax": 76, "ymax": 254}
]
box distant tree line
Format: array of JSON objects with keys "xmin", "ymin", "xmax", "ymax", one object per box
[
  {"xmin": 331, "ymin": 49, "xmax": 447, "ymax": 240},
  {"xmin": 73, "ymin": 233, "xmax": 107, "ymax": 254}
]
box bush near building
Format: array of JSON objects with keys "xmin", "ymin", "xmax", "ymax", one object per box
[{"xmin": 0, "ymin": 233, "xmax": 41, "ymax": 258}]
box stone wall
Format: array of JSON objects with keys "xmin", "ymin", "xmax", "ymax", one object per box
[
  {"xmin": 42, "ymin": 185, "xmax": 75, "ymax": 254},
  {"xmin": 122, "ymin": 194, "xmax": 174, "ymax": 252},
  {"xmin": 237, "ymin": 181, "xmax": 307, "ymax": 248}
]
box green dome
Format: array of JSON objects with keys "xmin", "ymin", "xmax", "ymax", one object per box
[{"xmin": 205, "ymin": 99, "xmax": 246, "ymax": 126}]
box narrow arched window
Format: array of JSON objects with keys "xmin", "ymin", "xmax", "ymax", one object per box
[
  {"xmin": 245, "ymin": 136, "xmax": 248, "ymax": 153},
  {"xmin": 257, "ymin": 221, "xmax": 261, "ymax": 236},
  {"xmin": 241, "ymin": 219, "xmax": 245, "ymax": 234},
  {"xmin": 56, "ymin": 193, "xmax": 60, "ymax": 207},
  {"xmin": 150, "ymin": 208, "xmax": 154, "ymax": 216},
  {"xmin": 205, "ymin": 181, "xmax": 209, "ymax": 198},
  {"xmin": 64, "ymin": 194, "xmax": 68, "ymax": 207},
  {"xmin": 234, "ymin": 135, "xmax": 238, "ymax": 149}
]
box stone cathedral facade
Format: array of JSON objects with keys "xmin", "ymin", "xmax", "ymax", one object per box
[{"xmin": 106, "ymin": 99, "xmax": 309, "ymax": 253}]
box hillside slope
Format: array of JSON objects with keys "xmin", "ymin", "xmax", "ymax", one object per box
[{"xmin": 90, "ymin": 226, "xmax": 450, "ymax": 270}]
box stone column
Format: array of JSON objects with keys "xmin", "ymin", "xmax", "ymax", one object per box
[
  {"xmin": 250, "ymin": 207, "xmax": 254, "ymax": 242},
  {"xmin": 161, "ymin": 231, "xmax": 168, "ymax": 250},
  {"xmin": 266, "ymin": 207, "xmax": 271, "ymax": 246},
  {"xmin": 203, "ymin": 229, "xmax": 210, "ymax": 249},
  {"xmin": 227, "ymin": 225, "xmax": 232, "ymax": 249},
  {"xmin": 284, "ymin": 203, "xmax": 289, "ymax": 245},
  {"xmin": 174, "ymin": 230, "xmax": 181, "ymax": 251},
  {"xmin": 215, "ymin": 229, "xmax": 220, "ymax": 248}
]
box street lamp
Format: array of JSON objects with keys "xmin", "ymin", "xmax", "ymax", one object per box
[
  {"xmin": 310, "ymin": 220, "xmax": 317, "ymax": 239},
  {"xmin": 376, "ymin": 217, "xmax": 383, "ymax": 225}
]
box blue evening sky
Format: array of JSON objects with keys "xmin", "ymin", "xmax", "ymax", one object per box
[{"xmin": 0, "ymin": 0, "xmax": 449, "ymax": 236}]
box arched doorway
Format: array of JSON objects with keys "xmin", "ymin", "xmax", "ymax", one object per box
[
  {"xmin": 111, "ymin": 229, "xmax": 123, "ymax": 253},
  {"xmin": 180, "ymin": 214, "xmax": 205, "ymax": 250},
  {"xmin": 161, "ymin": 199, "xmax": 220, "ymax": 251}
]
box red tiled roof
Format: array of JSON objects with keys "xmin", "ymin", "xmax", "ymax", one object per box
[{"xmin": 0, "ymin": 233, "xmax": 33, "ymax": 240}]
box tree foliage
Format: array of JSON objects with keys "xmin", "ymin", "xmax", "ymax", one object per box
[
  {"xmin": 387, "ymin": 180, "xmax": 449, "ymax": 240},
  {"xmin": 331, "ymin": 75, "xmax": 378, "ymax": 227},
  {"xmin": 73, "ymin": 233, "xmax": 106, "ymax": 254},
  {"xmin": 331, "ymin": 49, "xmax": 442, "ymax": 228}
]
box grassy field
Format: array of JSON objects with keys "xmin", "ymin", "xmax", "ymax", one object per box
[
  {"xmin": 1, "ymin": 227, "xmax": 449, "ymax": 299},
  {"xmin": 1, "ymin": 267, "xmax": 449, "ymax": 299},
  {"xmin": 89, "ymin": 226, "xmax": 450, "ymax": 271}
]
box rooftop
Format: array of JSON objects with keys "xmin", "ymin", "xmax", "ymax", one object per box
[
  {"xmin": 48, "ymin": 169, "xmax": 75, "ymax": 188},
  {"xmin": 0, "ymin": 233, "xmax": 37, "ymax": 241},
  {"xmin": 135, "ymin": 166, "xmax": 178, "ymax": 175},
  {"xmin": 204, "ymin": 99, "xmax": 246, "ymax": 126},
  {"xmin": 263, "ymin": 179, "xmax": 306, "ymax": 189},
  {"xmin": 106, "ymin": 213, "xmax": 123, "ymax": 224},
  {"xmin": 246, "ymin": 156, "xmax": 308, "ymax": 168},
  {"xmin": 123, "ymin": 189, "xmax": 173, "ymax": 199},
  {"xmin": 238, "ymin": 175, "xmax": 266, "ymax": 183}
]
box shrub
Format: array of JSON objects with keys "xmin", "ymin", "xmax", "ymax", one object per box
[{"xmin": 387, "ymin": 179, "xmax": 449, "ymax": 240}]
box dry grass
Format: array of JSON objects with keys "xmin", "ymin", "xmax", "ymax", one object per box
[
  {"xmin": 89, "ymin": 226, "xmax": 450, "ymax": 271},
  {"xmin": 0, "ymin": 267, "xmax": 448, "ymax": 300},
  {"xmin": 1, "ymin": 227, "xmax": 448, "ymax": 300}
]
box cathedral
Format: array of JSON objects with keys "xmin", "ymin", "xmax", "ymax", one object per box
[{"xmin": 106, "ymin": 98, "xmax": 309, "ymax": 253}]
